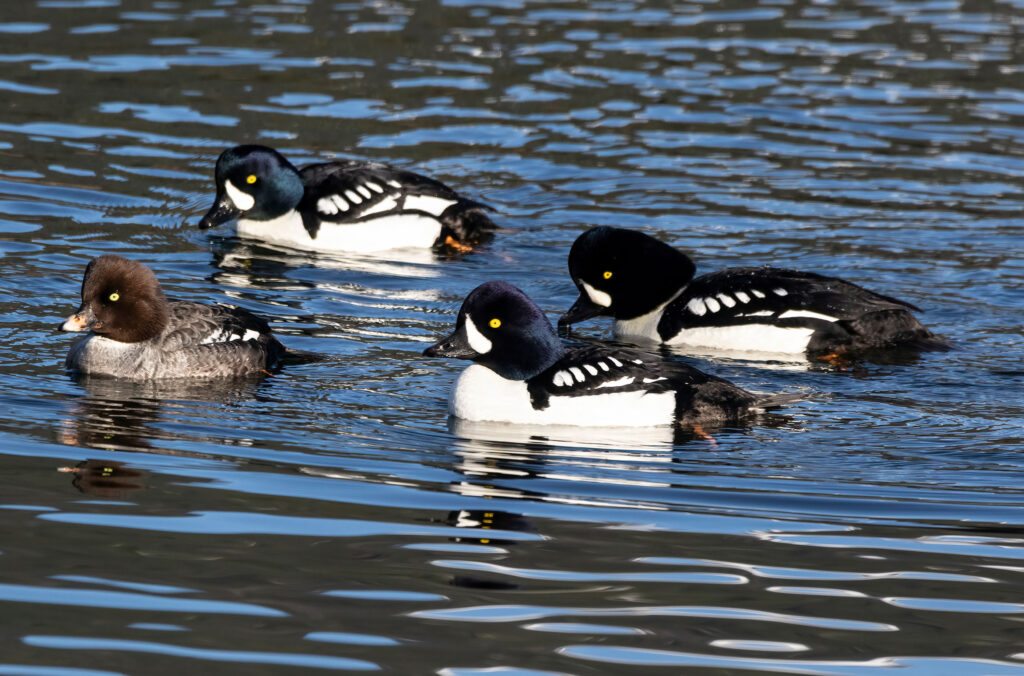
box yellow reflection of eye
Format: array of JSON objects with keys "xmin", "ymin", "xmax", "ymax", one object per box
[
  {"xmin": 108, "ymin": 292, "xmax": 120, "ymax": 302},
  {"xmin": 489, "ymin": 318, "xmax": 501, "ymax": 329},
  {"xmin": 246, "ymin": 174, "xmax": 257, "ymax": 184},
  {"xmin": 602, "ymin": 270, "xmax": 613, "ymax": 279}
]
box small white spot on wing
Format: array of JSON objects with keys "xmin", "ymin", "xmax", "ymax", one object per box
[
  {"xmin": 317, "ymin": 197, "xmax": 338, "ymax": 215},
  {"xmin": 597, "ymin": 361, "xmax": 609, "ymax": 371},
  {"xmin": 242, "ymin": 329, "xmax": 261, "ymax": 342},
  {"xmin": 552, "ymin": 370, "xmax": 572, "ymax": 387},
  {"xmin": 773, "ymin": 287, "xmax": 788, "ymax": 296},
  {"xmin": 331, "ymin": 194, "xmax": 349, "ymax": 211},
  {"xmin": 387, "ymin": 179, "xmax": 402, "ymax": 189},
  {"xmin": 741, "ymin": 310, "xmax": 775, "ymax": 317},
  {"xmin": 705, "ymin": 297, "xmax": 721, "ymax": 313},
  {"xmin": 735, "ymin": 291, "xmax": 751, "ymax": 303},
  {"xmin": 366, "ymin": 182, "xmax": 384, "ymax": 193},
  {"xmin": 717, "ymin": 293, "xmax": 736, "ymax": 308},
  {"xmin": 568, "ymin": 366, "xmax": 586, "ymax": 383},
  {"xmin": 686, "ymin": 298, "xmax": 707, "ymax": 316},
  {"xmin": 583, "ymin": 364, "xmax": 598, "ymax": 376},
  {"xmin": 356, "ymin": 185, "xmax": 372, "ymax": 199},
  {"xmin": 609, "ymin": 357, "xmax": 623, "ymax": 367},
  {"xmin": 752, "ymin": 289, "xmax": 766, "ymax": 298},
  {"xmin": 344, "ymin": 189, "xmax": 362, "ymax": 204},
  {"xmin": 643, "ymin": 377, "xmax": 666, "ymax": 383}
]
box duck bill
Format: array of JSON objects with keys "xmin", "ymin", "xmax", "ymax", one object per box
[
  {"xmin": 423, "ymin": 328, "xmax": 479, "ymax": 360},
  {"xmin": 198, "ymin": 192, "xmax": 241, "ymax": 230},
  {"xmin": 558, "ymin": 293, "xmax": 606, "ymax": 326},
  {"xmin": 61, "ymin": 305, "xmax": 101, "ymax": 333}
]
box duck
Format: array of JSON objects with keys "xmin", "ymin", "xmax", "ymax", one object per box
[
  {"xmin": 559, "ymin": 226, "xmax": 946, "ymax": 359},
  {"xmin": 423, "ymin": 281, "xmax": 785, "ymax": 426},
  {"xmin": 197, "ymin": 144, "xmax": 496, "ymax": 253},
  {"xmin": 62, "ymin": 254, "xmax": 286, "ymax": 379}
]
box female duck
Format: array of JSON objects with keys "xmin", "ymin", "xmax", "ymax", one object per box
[
  {"xmin": 62, "ymin": 254, "xmax": 286, "ymax": 379},
  {"xmin": 424, "ymin": 281, "xmax": 784, "ymax": 426},
  {"xmin": 198, "ymin": 145, "xmax": 495, "ymax": 253}
]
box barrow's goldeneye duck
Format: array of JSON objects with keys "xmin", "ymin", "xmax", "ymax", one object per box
[
  {"xmin": 559, "ymin": 226, "xmax": 947, "ymax": 359},
  {"xmin": 197, "ymin": 144, "xmax": 496, "ymax": 254},
  {"xmin": 62, "ymin": 254, "xmax": 286, "ymax": 379},
  {"xmin": 423, "ymin": 281, "xmax": 786, "ymax": 426}
]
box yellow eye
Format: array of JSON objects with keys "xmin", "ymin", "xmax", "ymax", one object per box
[
  {"xmin": 489, "ymin": 318, "xmax": 501, "ymax": 329},
  {"xmin": 602, "ymin": 270, "xmax": 613, "ymax": 279},
  {"xmin": 246, "ymin": 174, "xmax": 257, "ymax": 184},
  {"xmin": 108, "ymin": 292, "xmax": 120, "ymax": 302}
]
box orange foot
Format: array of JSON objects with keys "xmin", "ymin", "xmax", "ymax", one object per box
[
  {"xmin": 444, "ymin": 236, "xmax": 474, "ymax": 253},
  {"xmin": 691, "ymin": 424, "xmax": 718, "ymax": 448},
  {"xmin": 815, "ymin": 352, "xmax": 848, "ymax": 367}
]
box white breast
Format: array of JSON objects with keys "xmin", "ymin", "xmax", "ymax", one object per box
[
  {"xmin": 448, "ymin": 364, "xmax": 676, "ymax": 427},
  {"xmin": 237, "ymin": 210, "xmax": 442, "ymax": 253}
]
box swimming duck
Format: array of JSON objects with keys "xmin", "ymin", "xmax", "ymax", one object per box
[
  {"xmin": 424, "ymin": 281, "xmax": 783, "ymax": 426},
  {"xmin": 198, "ymin": 144, "xmax": 495, "ymax": 253},
  {"xmin": 560, "ymin": 226, "xmax": 945, "ymax": 358},
  {"xmin": 62, "ymin": 254, "xmax": 286, "ymax": 379}
]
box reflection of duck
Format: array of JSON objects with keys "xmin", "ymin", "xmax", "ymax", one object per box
[
  {"xmin": 60, "ymin": 373, "xmax": 267, "ymax": 458},
  {"xmin": 198, "ymin": 145, "xmax": 496, "ymax": 253},
  {"xmin": 58, "ymin": 460, "xmax": 148, "ymax": 499}
]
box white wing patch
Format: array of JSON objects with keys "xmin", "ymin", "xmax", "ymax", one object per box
[
  {"xmin": 773, "ymin": 287, "xmax": 788, "ymax": 296},
  {"xmin": 752, "ymin": 289, "xmax": 766, "ymax": 298},
  {"xmin": 402, "ymin": 194, "xmax": 457, "ymax": 216},
  {"xmin": 200, "ymin": 327, "xmax": 261, "ymax": 345},
  {"xmin": 734, "ymin": 291, "xmax": 751, "ymax": 303},
  {"xmin": 597, "ymin": 376, "xmax": 633, "ymax": 389},
  {"xmin": 686, "ymin": 298, "xmax": 707, "ymax": 316},
  {"xmin": 360, "ymin": 197, "xmax": 399, "ymax": 217},
  {"xmin": 705, "ymin": 297, "xmax": 721, "ymax": 313},
  {"xmin": 717, "ymin": 293, "xmax": 736, "ymax": 308}
]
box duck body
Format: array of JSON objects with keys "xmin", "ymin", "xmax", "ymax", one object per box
[
  {"xmin": 199, "ymin": 145, "xmax": 495, "ymax": 253},
  {"xmin": 561, "ymin": 227, "xmax": 945, "ymax": 357},
  {"xmin": 63, "ymin": 255, "xmax": 285, "ymax": 380},
  {"xmin": 425, "ymin": 281, "xmax": 775, "ymax": 427}
]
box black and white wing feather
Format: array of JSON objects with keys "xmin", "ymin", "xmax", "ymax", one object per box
[
  {"xmin": 526, "ymin": 345, "xmax": 759, "ymax": 421},
  {"xmin": 297, "ymin": 161, "xmax": 493, "ymax": 241},
  {"xmin": 158, "ymin": 301, "xmax": 285, "ymax": 370}
]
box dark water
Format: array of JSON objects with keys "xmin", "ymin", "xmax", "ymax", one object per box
[{"xmin": 1, "ymin": 0, "xmax": 1024, "ymax": 673}]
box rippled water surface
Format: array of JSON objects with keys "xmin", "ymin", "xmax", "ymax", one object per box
[{"xmin": 2, "ymin": 0, "xmax": 1024, "ymax": 673}]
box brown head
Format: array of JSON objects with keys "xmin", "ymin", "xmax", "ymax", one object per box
[{"xmin": 62, "ymin": 255, "xmax": 170, "ymax": 343}]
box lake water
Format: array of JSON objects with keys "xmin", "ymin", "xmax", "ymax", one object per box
[{"xmin": 1, "ymin": 0, "xmax": 1024, "ymax": 673}]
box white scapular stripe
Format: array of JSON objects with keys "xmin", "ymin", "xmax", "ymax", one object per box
[
  {"xmin": 581, "ymin": 280, "xmax": 612, "ymax": 308},
  {"xmin": 224, "ymin": 180, "xmax": 255, "ymax": 211},
  {"xmin": 359, "ymin": 196, "xmax": 398, "ymax": 217},
  {"xmin": 403, "ymin": 194, "xmax": 457, "ymax": 216},
  {"xmin": 778, "ymin": 309, "xmax": 837, "ymax": 322},
  {"xmin": 597, "ymin": 376, "xmax": 633, "ymax": 389},
  {"xmin": 463, "ymin": 314, "xmax": 492, "ymax": 354}
]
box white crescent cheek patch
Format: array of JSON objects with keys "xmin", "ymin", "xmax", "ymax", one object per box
[
  {"xmin": 224, "ymin": 179, "xmax": 255, "ymax": 211},
  {"xmin": 463, "ymin": 314, "xmax": 492, "ymax": 354},
  {"xmin": 581, "ymin": 280, "xmax": 612, "ymax": 308}
]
